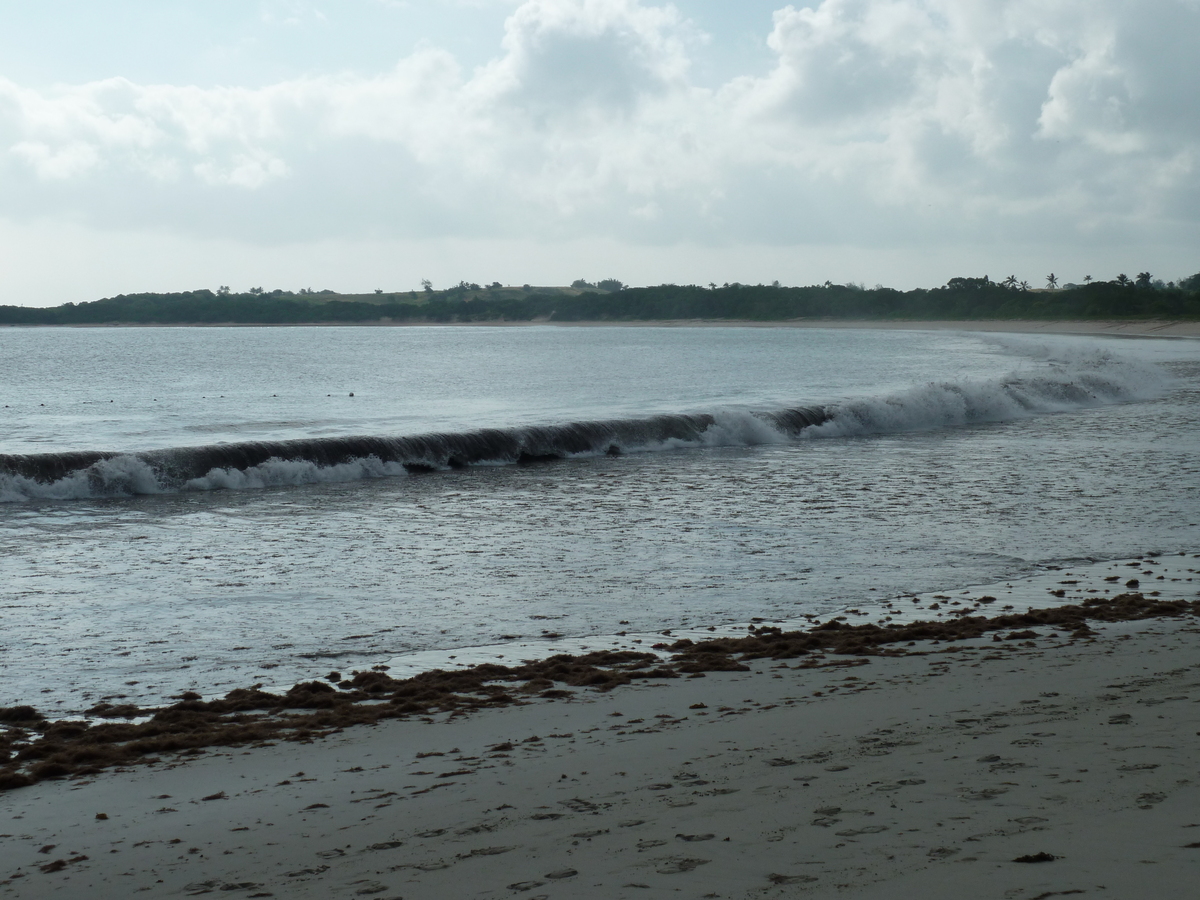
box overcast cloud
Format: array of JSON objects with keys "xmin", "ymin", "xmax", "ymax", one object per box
[{"xmin": 1, "ymin": 0, "xmax": 1197, "ymax": 304}]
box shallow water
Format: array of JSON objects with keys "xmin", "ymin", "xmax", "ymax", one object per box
[{"xmin": 1, "ymin": 326, "xmax": 1197, "ymax": 714}]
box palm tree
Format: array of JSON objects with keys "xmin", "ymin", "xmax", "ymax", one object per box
[
  {"xmin": 1018, "ymin": 280, "xmax": 1030, "ymax": 291},
  {"xmin": 1002, "ymin": 275, "xmax": 1017, "ymax": 289},
  {"xmin": 1083, "ymin": 275, "xmax": 1093, "ymax": 284},
  {"xmin": 1115, "ymin": 274, "xmax": 1131, "ymax": 287},
  {"xmin": 1046, "ymin": 273, "xmax": 1058, "ymax": 289}
]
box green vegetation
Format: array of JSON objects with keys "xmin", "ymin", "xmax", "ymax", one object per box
[{"xmin": 2, "ymin": 274, "xmax": 1198, "ymax": 326}]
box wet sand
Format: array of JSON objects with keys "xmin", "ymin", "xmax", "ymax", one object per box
[
  {"xmin": 1, "ymin": 556, "xmax": 1198, "ymax": 898},
  {"xmin": 769, "ymin": 318, "xmax": 1200, "ymax": 338},
  {"xmin": 537, "ymin": 319, "xmax": 1200, "ymax": 338}
]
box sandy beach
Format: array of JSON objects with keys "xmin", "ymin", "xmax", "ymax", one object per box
[
  {"xmin": 528, "ymin": 319, "xmax": 1200, "ymax": 339},
  {"xmin": 1, "ymin": 555, "xmax": 1197, "ymax": 899},
  {"xmin": 761, "ymin": 319, "xmax": 1200, "ymax": 338},
  {"xmin": 398, "ymin": 318, "xmax": 1200, "ymax": 338}
]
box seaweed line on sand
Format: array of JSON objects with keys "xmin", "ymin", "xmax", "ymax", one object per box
[{"xmin": 0, "ymin": 591, "xmax": 1195, "ymax": 792}]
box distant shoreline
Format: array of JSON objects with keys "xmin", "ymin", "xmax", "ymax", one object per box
[
  {"xmin": 5, "ymin": 278, "xmax": 1198, "ymax": 329},
  {"xmin": 7, "ymin": 318, "xmax": 1200, "ymax": 337}
]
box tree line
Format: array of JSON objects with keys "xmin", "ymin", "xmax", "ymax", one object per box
[{"xmin": 2, "ymin": 274, "xmax": 1198, "ymax": 326}]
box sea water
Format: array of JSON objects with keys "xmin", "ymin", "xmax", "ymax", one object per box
[{"xmin": 1, "ymin": 325, "xmax": 1197, "ymax": 714}]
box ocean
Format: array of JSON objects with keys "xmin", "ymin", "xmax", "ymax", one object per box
[{"xmin": 1, "ymin": 324, "xmax": 1197, "ymax": 716}]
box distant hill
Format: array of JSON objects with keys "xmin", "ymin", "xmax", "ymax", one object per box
[{"xmin": 2, "ymin": 275, "xmax": 1197, "ymax": 326}]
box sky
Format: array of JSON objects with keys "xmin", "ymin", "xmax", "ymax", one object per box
[{"xmin": 1, "ymin": 0, "xmax": 1198, "ymax": 306}]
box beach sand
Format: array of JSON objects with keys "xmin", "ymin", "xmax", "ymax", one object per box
[
  {"xmin": 778, "ymin": 319, "xmax": 1200, "ymax": 338},
  {"xmin": 2, "ymin": 556, "xmax": 1198, "ymax": 899}
]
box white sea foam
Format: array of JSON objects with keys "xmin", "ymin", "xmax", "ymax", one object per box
[
  {"xmin": 0, "ymin": 347, "xmax": 1169, "ymax": 502},
  {"xmin": 185, "ymin": 456, "xmax": 409, "ymax": 491},
  {"xmin": 807, "ymin": 349, "xmax": 1165, "ymax": 439},
  {"xmin": 0, "ymin": 454, "xmax": 161, "ymax": 502}
]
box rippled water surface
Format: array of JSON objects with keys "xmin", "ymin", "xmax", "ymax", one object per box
[{"xmin": 1, "ymin": 325, "xmax": 1198, "ymax": 713}]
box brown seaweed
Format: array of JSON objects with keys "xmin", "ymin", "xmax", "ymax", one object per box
[{"xmin": 0, "ymin": 592, "xmax": 1193, "ymax": 792}]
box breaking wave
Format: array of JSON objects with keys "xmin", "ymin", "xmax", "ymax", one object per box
[{"xmin": 0, "ymin": 350, "xmax": 1165, "ymax": 502}]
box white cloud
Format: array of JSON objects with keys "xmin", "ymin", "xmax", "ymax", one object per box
[
  {"xmin": 484, "ymin": 0, "xmax": 694, "ymax": 111},
  {"xmin": 10, "ymin": 140, "xmax": 102, "ymax": 179},
  {"xmin": 0, "ymin": 0, "xmax": 1196, "ymax": 263},
  {"xmin": 194, "ymin": 151, "xmax": 290, "ymax": 188},
  {"xmin": 259, "ymin": 0, "xmax": 329, "ymax": 27}
]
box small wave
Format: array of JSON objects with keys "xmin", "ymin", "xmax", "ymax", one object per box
[
  {"xmin": 186, "ymin": 456, "xmax": 412, "ymax": 491},
  {"xmin": 0, "ymin": 408, "xmax": 827, "ymax": 501},
  {"xmin": 808, "ymin": 360, "xmax": 1160, "ymax": 438},
  {"xmin": 0, "ymin": 351, "xmax": 1164, "ymax": 502}
]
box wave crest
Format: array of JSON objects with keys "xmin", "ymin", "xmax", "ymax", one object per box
[{"xmin": 0, "ymin": 351, "xmax": 1164, "ymax": 502}]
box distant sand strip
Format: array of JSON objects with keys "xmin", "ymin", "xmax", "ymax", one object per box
[
  {"xmin": 1, "ymin": 554, "xmax": 1198, "ymax": 898},
  {"xmin": 531, "ymin": 318, "xmax": 1200, "ymax": 337}
]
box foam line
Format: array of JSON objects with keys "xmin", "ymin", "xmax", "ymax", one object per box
[{"xmin": 0, "ymin": 350, "xmax": 1164, "ymax": 501}]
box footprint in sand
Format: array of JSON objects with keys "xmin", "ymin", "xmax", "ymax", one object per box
[
  {"xmin": 653, "ymin": 857, "xmax": 710, "ymax": 874},
  {"xmin": 835, "ymin": 826, "xmax": 888, "ymax": 837},
  {"xmin": 412, "ymin": 861, "xmax": 452, "ymax": 872},
  {"xmin": 507, "ymin": 881, "xmax": 546, "ymax": 892},
  {"xmin": 1012, "ymin": 852, "xmax": 1057, "ymax": 863},
  {"xmin": 285, "ymin": 865, "xmax": 329, "ymax": 877},
  {"xmin": 349, "ymin": 880, "xmax": 390, "ymax": 896},
  {"xmin": 545, "ymin": 869, "xmax": 578, "ymax": 879},
  {"xmin": 675, "ymin": 833, "xmax": 715, "ymax": 842},
  {"xmin": 637, "ymin": 839, "xmax": 669, "ymax": 850},
  {"xmin": 769, "ymin": 874, "xmax": 818, "ymax": 884},
  {"xmin": 458, "ymin": 846, "xmax": 517, "ymax": 859},
  {"xmin": 960, "ymin": 788, "xmax": 1008, "ymax": 801},
  {"xmin": 560, "ymin": 798, "xmax": 604, "ymax": 812},
  {"xmin": 1137, "ymin": 792, "xmax": 1167, "ymax": 809},
  {"xmin": 457, "ymin": 823, "xmax": 498, "ymax": 835}
]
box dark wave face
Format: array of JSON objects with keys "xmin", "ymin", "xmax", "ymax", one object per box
[
  {"xmin": 0, "ymin": 346, "xmax": 1166, "ymax": 503},
  {"xmin": 0, "ymin": 406, "xmax": 830, "ymax": 498}
]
